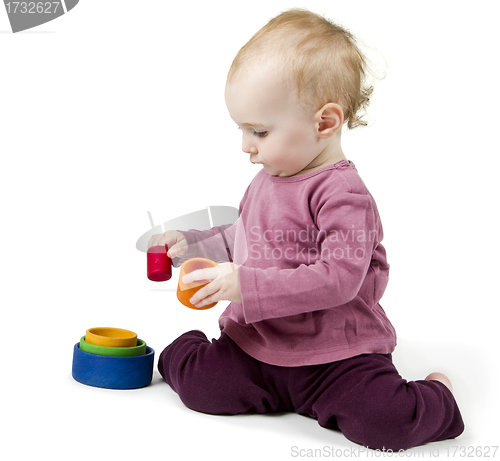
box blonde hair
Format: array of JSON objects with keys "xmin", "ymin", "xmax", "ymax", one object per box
[{"xmin": 227, "ymin": 9, "xmax": 376, "ymax": 129}]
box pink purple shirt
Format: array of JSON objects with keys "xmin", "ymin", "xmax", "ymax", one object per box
[{"xmin": 180, "ymin": 160, "xmax": 397, "ymax": 366}]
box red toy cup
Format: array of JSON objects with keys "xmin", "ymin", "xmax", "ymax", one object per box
[{"xmin": 147, "ymin": 245, "xmax": 172, "ymax": 281}]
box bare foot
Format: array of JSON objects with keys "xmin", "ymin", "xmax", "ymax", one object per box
[{"xmin": 425, "ymin": 372, "xmax": 453, "ymax": 393}]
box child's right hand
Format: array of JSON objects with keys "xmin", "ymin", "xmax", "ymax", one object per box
[{"xmin": 148, "ymin": 230, "xmax": 187, "ymax": 259}]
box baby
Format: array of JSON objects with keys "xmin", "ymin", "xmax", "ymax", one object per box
[{"xmin": 149, "ymin": 9, "xmax": 464, "ymax": 451}]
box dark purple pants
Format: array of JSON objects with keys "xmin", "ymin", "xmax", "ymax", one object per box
[{"xmin": 158, "ymin": 330, "xmax": 464, "ymax": 451}]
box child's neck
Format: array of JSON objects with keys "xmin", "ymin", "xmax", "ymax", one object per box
[{"xmin": 292, "ymin": 135, "xmax": 346, "ymax": 177}]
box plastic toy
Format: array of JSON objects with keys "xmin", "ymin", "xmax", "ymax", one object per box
[
  {"xmin": 72, "ymin": 327, "xmax": 154, "ymax": 390},
  {"xmin": 72, "ymin": 343, "xmax": 154, "ymax": 390},
  {"xmin": 79, "ymin": 337, "xmax": 147, "ymax": 357},
  {"xmin": 146, "ymin": 211, "xmax": 172, "ymax": 282},
  {"xmin": 85, "ymin": 327, "xmax": 137, "ymax": 348},
  {"xmin": 147, "ymin": 244, "xmax": 172, "ymax": 281},
  {"xmin": 177, "ymin": 258, "xmax": 218, "ymax": 310}
]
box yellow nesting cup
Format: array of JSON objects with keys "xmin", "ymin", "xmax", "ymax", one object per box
[{"xmin": 85, "ymin": 327, "xmax": 137, "ymax": 348}]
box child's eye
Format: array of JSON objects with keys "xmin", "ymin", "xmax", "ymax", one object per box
[{"xmin": 236, "ymin": 127, "xmax": 268, "ymax": 138}]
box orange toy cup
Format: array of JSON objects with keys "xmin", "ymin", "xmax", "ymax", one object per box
[{"xmin": 177, "ymin": 258, "xmax": 218, "ymax": 310}]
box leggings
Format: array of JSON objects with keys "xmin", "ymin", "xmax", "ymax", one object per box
[{"xmin": 158, "ymin": 330, "xmax": 464, "ymax": 451}]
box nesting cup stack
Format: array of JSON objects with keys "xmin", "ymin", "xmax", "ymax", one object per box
[{"xmin": 72, "ymin": 327, "xmax": 154, "ymax": 390}]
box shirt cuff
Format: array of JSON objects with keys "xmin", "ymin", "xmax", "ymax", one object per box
[{"xmin": 239, "ymin": 265, "xmax": 263, "ymax": 323}]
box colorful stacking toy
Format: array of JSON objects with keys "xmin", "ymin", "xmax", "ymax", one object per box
[
  {"xmin": 177, "ymin": 258, "xmax": 219, "ymax": 310},
  {"xmin": 72, "ymin": 327, "xmax": 154, "ymax": 390}
]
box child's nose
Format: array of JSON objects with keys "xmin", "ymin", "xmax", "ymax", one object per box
[
  {"xmin": 241, "ymin": 133, "xmax": 254, "ymax": 154},
  {"xmin": 242, "ymin": 138, "xmax": 258, "ymax": 155},
  {"xmin": 244, "ymin": 146, "xmax": 258, "ymax": 155}
]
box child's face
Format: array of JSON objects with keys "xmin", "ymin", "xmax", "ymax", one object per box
[{"xmin": 225, "ymin": 68, "xmax": 325, "ymax": 177}]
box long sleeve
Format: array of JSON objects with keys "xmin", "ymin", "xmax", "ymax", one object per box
[
  {"xmin": 178, "ymin": 223, "xmax": 237, "ymax": 265},
  {"xmin": 240, "ymin": 192, "xmax": 379, "ymax": 323}
]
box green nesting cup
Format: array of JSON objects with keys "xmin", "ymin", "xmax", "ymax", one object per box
[{"xmin": 79, "ymin": 336, "xmax": 147, "ymax": 357}]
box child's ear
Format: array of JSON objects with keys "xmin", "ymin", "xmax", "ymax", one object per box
[{"xmin": 315, "ymin": 103, "xmax": 344, "ymax": 139}]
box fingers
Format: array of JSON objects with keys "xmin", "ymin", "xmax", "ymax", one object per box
[
  {"xmin": 182, "ymin": 267, "xmax": 218, "ymax": 284},
  {"xmin": 185, "ymin": 263, "xmax": 241, "ymax": 308},
  {"xmin": 190, "ymin": 279, "xmax": 221, "ymax": 308},
  {"xmin": 148, "ymin": 230, "xmax": 187, "ymax": 258},
  {"xmin": 183, "ymin": 263, "xmax": 238, "ymax": 284},
  {"xmin": 165, "ymin": 231, "xmax": 187, "ymax": 258},
  {"xmin": 147, "ymin": 233, "xmax": 165, "ymax": 249},
  {"xmin": 167, "ymin": 240, "xmax": 187, "ymax": 258},
  {"xmin": 182, "ymin": 267, "xmax": 221, "ymax": 308}
]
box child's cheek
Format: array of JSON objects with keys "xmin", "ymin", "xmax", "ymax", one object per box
[
  {"xmin": 287, "ymin": 126, "xmax": 310, "ymax": 149},
  {"xmin": 273, "ymin": 145, "xmax": 291, "ymax": 167},
  {"xmin": 282, "ymin": 134, "xmax": 307, "ymax": 164}
]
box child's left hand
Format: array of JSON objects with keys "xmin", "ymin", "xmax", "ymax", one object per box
[{"xmin": 182, "ymin": 263, "xmax": 242, "ymax": 308}]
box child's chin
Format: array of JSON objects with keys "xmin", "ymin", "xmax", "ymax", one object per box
[{"xmin": 264, "ymin": 166, "xmax": 284, "ymax": 176}]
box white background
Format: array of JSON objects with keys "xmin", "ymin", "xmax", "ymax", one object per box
[{"xmin": 1, "ymin": 1, "xmax": 499, "ymax": 459}]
